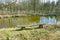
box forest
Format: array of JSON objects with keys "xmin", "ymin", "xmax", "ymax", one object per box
[{"xmin": 0, "ymin": 0, "xmax": 60, "ymax": 15}]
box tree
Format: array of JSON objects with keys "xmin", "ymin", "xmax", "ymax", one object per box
[
  {"xmin": 27, "ymin": 0, "xmax": 41, "ymax": 13},
  {"xmin": 55, "ymin": 0, "xmax": 60, "ymax": 15}
]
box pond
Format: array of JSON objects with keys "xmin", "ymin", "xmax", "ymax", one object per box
[{"xmin": 0, "ymin": 16, "xmax": 59, "ymax": 28}]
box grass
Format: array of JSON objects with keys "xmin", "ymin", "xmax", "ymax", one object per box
[{"xmin": 0, "ymin": 26, "xmax": 60, "ymax": 40}]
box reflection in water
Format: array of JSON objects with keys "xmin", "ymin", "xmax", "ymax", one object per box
[
  {"xmin": 40, "ymin": 16, "xmax": 56, "ymax": 24},
  {"xmin": 40, "ymin": 17, "xmax": 48, "ymax": 24},
  {"xmin": 48, "ymin": 17, "xmax": 56, "ymax": 24},
  {"xmin": 0, "ymin": 16, "xmax": 57, "ymax": 28}
]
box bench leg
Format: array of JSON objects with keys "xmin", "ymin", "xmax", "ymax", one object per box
[
  {"xmin": 21, "ymin": 27, "xmax": 25, "ymax": 30},
  {"xmin": 39, "ymin": 25, "xmax": 43, "ymax": 28}
]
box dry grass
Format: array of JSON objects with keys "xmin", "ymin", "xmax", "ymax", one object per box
[{"xmin": 0, "ymin": 27, "xmax": 60, "ymax": 40}]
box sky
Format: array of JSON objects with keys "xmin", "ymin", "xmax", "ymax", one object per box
[
  {"xmin": 0, "ymin": 0, "xmax": 58, "ymax": 3},
  {"xmin": 41, "ymin": 0, "xmax": 58, "ymax": 3}
]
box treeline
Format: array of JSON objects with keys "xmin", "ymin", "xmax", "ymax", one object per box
[{"xmin": 0, "ymin": 0, "xmax": 60, "ymax": 15}]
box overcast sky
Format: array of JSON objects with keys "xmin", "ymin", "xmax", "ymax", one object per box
[
  {"xmin": 0, "ymin": 0, "xmax": 58, "ymax": 3},
  {"xmin": 41, "ymin": 0, "xmax": 58, "ymax": 3}
]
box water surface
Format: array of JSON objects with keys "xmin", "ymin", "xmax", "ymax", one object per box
[{"xmin": 0, "ymin": 16, "xmax": 59, "ymax": 28}]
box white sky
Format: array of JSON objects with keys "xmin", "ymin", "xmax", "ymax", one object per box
[
  {"xmin": 0, "ymin": 0, "xmax": 58, "ymax": 3},
  {"xmin": 41, "ymin": 0, "xmax": 58, "ymax": 3}
]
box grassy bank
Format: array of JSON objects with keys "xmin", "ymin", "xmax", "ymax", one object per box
[{"xmin": 0, "ymin": 27, "xmax": 60, "ymax": 40}]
